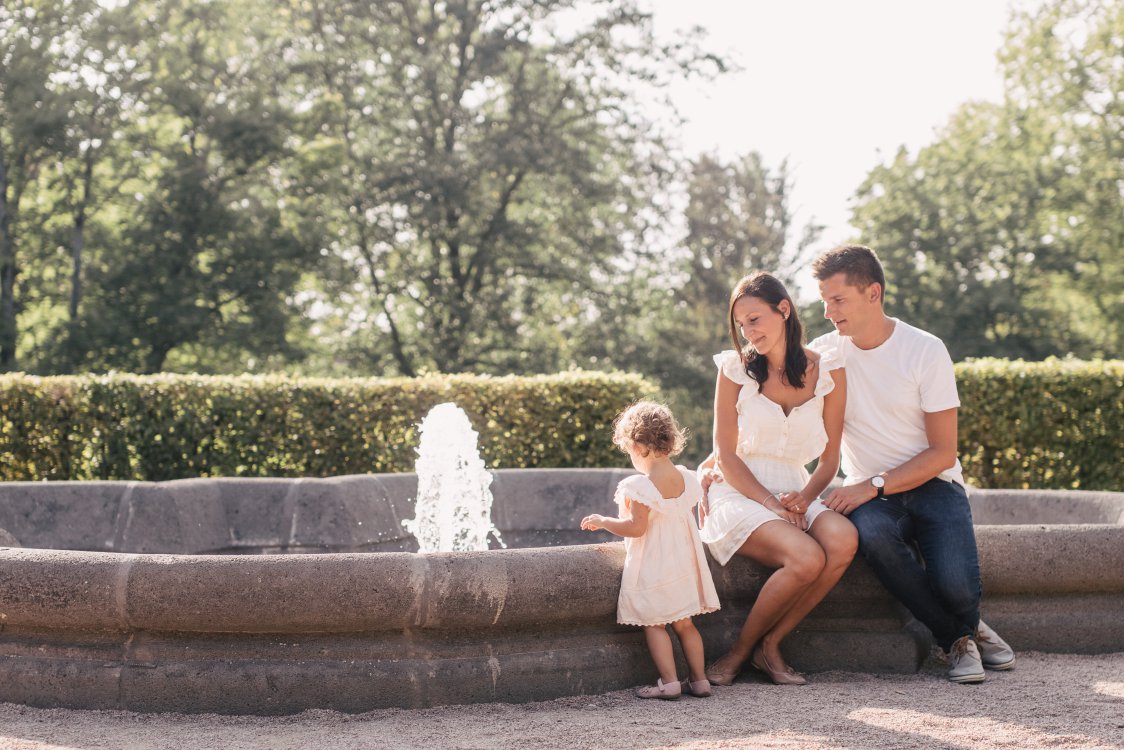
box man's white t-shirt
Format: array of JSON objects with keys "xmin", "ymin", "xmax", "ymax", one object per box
[{"xmin": 810, "ymin": 318, "xmax": 964, "ymax": 487}]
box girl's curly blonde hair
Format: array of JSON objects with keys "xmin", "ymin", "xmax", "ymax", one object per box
[{"xmin": 612, "ymin": 401, "xmax": 686, "ymax": 457}]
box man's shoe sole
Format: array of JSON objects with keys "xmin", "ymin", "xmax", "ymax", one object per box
[
  {"xmin": 983, "ymin": 657, "xmax": 1015, "ymax": 671},
  {"xmin": 949, "ymin": 672, "xmax": 986, "ymax": 684}
]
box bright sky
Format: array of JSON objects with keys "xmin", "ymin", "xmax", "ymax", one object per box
[{"xmin": 649, "ymin": 0, "xmax": 1037, "ymax": 261}]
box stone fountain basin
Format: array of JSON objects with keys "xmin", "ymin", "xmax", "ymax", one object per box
[{"xmin": 0, "ymin": 470, "xmax": 1121, "ymax": 714}]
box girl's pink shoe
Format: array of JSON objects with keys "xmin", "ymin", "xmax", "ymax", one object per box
[
  {"xmin": 680, "ymin": 678, "xmax": 712, "ymax": 697},
  {"xmin": 634, "ymin": 678, "xmax": 682, "ymax": 700}
]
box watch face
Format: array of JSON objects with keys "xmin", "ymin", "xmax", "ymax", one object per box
[{"xmin": 871, "ymin": 476, "xmax": 886, "ymax": 488}]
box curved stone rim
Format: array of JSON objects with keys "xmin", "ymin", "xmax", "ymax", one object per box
[
  {"xmin": 0, "ymin": 543, "xmax": 629, "ymax": 633},
  {"xmin": 1, "ymin": 523, "xmax": 1121, "ymax": 633},
  {"xmin": 0, "ymin": 475, "xmax": 1121, "ymax": 714}
]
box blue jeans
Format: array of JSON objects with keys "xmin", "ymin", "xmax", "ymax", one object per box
[{"xmin": 849, "ymin": 478, "xmax": 981, "ymax": 651}]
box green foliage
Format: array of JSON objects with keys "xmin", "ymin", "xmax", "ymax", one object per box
[
  {"xmin": 956, "ymin": 358, "xmax": 1123, "ymax": 490},
  {"xmin": 0, "ymin": 0, "xmax": 81, "ymax": 369},
  {"xmin": 277, "ymin": 0, "xmax": 718, "ymax": 377},
  {"xmin": 3, "ymin": 363, "xmax": 1119, "ymax": 490},
  {"xmin": 0, "ymin": 371, "xmax": 655, "ymax": 480},
  {"xmin": 65, "ymin": 0, "xmax": 308, "ymax": 374},
  {"xmin": 2, "ymin": 0, "xmax": 727, "ymax": 378},
  {"xmin": 851, "ymin": 0, "xmax": 1122, "ymax": 361}
]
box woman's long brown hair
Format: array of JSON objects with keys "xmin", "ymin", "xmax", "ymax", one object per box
[{"xmin": 727, "ymin": 272, "xmax": 807, "ymax": 388}]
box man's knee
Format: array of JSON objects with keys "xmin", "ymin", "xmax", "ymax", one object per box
[{"xmin": 850, "ymin": 504, "xmax": 905, "ymax": 553}]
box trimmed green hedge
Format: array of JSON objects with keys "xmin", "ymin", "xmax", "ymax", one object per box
[
  {"xmin": 956, "ymin": 359, "xmax": 1122, "ymax": 490},
  {"xmin": 1, "ymin": 361, "xmax": 1120, "ymax": 489},
  {"xmin": 0, "ymin": 372, "xmax": 656, "ymax": 481}
]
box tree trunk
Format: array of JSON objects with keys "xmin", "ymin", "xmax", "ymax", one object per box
[
  {"xmin": 144, "ymin": 343, "xmax": 170, "ymax": 374},
  {"xmin": 0, "ymin": 140, "xmax": 17, "ymax": 372},
  {"xmin": 69, "ymin": 148, "xmax": 94, "ymax": 322}
]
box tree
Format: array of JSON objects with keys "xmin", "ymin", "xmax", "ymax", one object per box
[
  {"xmin": 284, "ymin": 0, "xmax": 720, "ymax": 376},
  {"xmin": 851, "ymin": 0, "xmax": 1122, "ymax": 360},
  {"xmin": 17, "ymin": 0, "xmax": 139, "ymax": 372},
  {"xmin": 1000, "ymin": 0, "xmax": 1123, "ymax": 356},
  {"xmin": 68, "ymin": 0, "xmax": 311, "ymax": 373},
  {"xmin": 0, "ymin": 2, "xmax": 73, "ymax": 371}
]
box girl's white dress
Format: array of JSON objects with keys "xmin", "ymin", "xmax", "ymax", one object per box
[
  {"xmin": 614, "ymin": 467, "xmax": 721, "ymax": 627},
  {"xmin": 699, "ymin": 348, "xmax": 843, "ymax": 565}
]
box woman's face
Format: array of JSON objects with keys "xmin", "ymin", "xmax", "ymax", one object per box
[{"xmin": 733, "ymin": 295, "xmax": 788, "ymax": 357}]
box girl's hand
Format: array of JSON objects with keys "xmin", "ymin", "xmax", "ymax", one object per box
[
  {"xmin": 580, "ymin": 514, "xmax": 606, "ymax": 531},
  {"xmin": 698, "ymin": 468, "xmax": 723, "ymax": 495}
]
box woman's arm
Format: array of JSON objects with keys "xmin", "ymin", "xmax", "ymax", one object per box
[
  {"xmin": 580, "ymin": 498, "xmax": 650, "ymax": 538},
  {"xmin": 782, "ymin": 369, "xmax": 846, "ymax": 511}
]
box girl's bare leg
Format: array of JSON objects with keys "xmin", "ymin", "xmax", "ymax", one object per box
[
  {"xmin": 707, "ymin": 520, "xmax": 826, "ymax": 679},
  {"xmin": 670, "ymin": 618, "xmax": 707, "ymax": 682},
  {"xmin": 758, "ymin": 511, "xmax": 858, "ymax": 671},
  {"xmin": 644, "ymin": 625, "xmax": 678, "ymax": 684}
]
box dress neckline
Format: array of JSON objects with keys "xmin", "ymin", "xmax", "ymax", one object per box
[
  {"xmin": 756, "ymin": 357, "xmax": 822, "ymax": 417},
  {"xmin": 757, "ymin": 392, "xmax": 817, "ymax": 419},
  {"xmin": 644, "ymin": 467, "xmax": 688, "ymax": 500}
]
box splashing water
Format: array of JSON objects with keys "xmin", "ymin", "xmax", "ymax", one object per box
[{"xmin": 402, "ymin": 403, "xmax": 504, "ymax": 553}]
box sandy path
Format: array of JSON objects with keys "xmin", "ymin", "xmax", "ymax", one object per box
[{"xmin": 1, "ymin": 652, "xmax": 1121, "ymax": 750}]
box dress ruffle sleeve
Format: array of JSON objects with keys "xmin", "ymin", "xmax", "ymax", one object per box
[
  {"xmin": 713, "ymin": 350, "xmax": 756, "ymax": 387},
  {"xmin": 676, "ymin": 466, "xmax": 703, "ymax": 508},
  {"xmin": 613, "ymin": 475, "xmax": 668, "ymax": 513},
  {"xmin": 813, "ymin": 348, "xmax": 844, "ymax": 397}
]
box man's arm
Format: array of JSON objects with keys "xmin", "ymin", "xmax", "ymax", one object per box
[{"xmin": 822, "ymin": 407, "xmax": 959, "ymax": 515}]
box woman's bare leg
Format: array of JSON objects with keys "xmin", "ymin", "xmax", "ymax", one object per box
[
  {"xmin": 706, "ymin": 520, "xmax": 826, "ymax": 679},
  {"xmin": 757, "ymin": 511, "xmax": 858, "ymax": 671}
]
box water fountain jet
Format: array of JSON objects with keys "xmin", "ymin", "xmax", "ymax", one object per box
[{"xmin": 402, "ymin": 403, "xmax": 503, "ymax": 553}]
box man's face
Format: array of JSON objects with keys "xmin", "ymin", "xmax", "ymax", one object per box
[{"xmin": 818, "ymin": 273, "xmax": 879, "ymax": 337}]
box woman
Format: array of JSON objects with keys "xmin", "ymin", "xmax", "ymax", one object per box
[{"xmin": 699, "ymin": 271, "xmax": 857, "ymax": 686}]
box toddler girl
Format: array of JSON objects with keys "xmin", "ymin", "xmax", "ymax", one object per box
[{"xmin": 581, "ymin": 401, "xmax": 720, "ymax": 699}]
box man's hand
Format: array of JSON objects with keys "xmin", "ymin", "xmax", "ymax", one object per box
[{"xmin": 822, "ymin": 483, "xmax": 876, "ymax": 516}]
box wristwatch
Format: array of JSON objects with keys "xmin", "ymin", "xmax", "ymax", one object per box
[{"xmin": 870, "ymin": 475, "xmax": 886, "ymax": 499}]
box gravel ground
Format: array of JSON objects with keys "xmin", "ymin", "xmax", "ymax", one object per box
[{"xmin": 1, "ymin": 651, "xmax": 1122, "ymax": 750}]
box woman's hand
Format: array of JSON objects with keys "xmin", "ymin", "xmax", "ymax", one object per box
[
  {"xmin": 779, "ymin": 508, "xmax": 809, "ymax": 530},
  {"xmin": 764, "ymin": 496, "xmax": 808, "ymax": 530},
  {"xmin": 580, "ymin": 514, "xmax": 606, "ymax": 531},
  {"xmin": 778, "ymin": 490, "xmax": 809, "ymax": 514}
]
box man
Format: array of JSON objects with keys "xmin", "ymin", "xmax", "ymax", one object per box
[{"xmin": 810, "ymin": 244, "xmax": 1014, "ymax": 683}]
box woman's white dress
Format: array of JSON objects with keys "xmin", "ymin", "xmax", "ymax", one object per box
[
  {"xmin": 615, "ymin": 467, "xmax": 721, "ymax": 627},
  {"xmin": 699, "ymin": 348, "xmax": 843, "ymax": 565}
]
